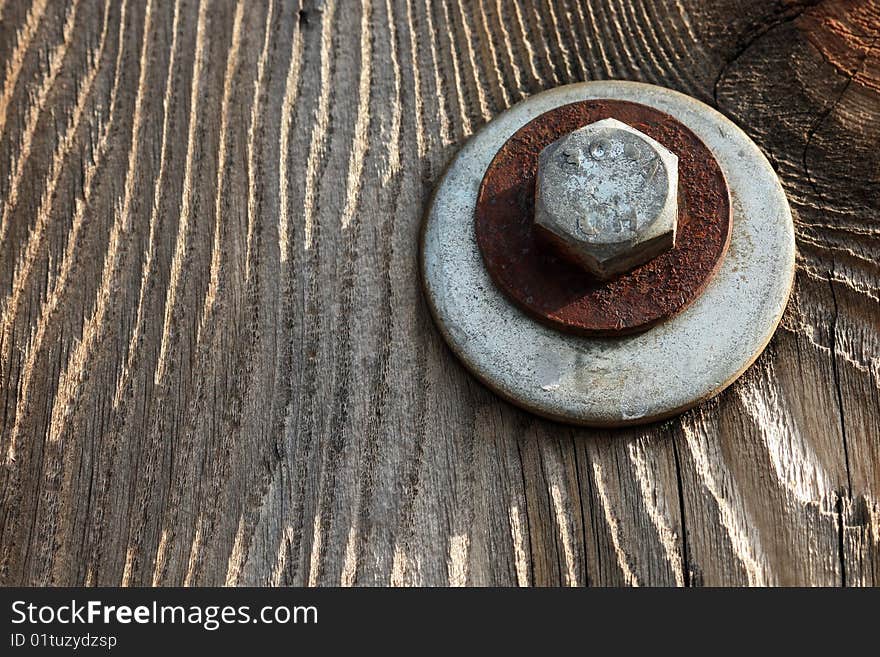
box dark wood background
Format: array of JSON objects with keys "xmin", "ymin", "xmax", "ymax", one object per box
[{"xmin": 1, "ymin": 0, "xmax": 878, "ymax": 586}]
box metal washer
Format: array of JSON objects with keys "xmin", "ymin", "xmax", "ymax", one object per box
[
  {"xmin": 420, "ymin": 81, "xmax": 795, "ymax": 426},
  {"xmin": 475, "ymin": 99, "xmax": 732, "ymax": 336}
]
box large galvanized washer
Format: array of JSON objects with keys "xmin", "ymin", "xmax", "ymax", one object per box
[{"xmin": 420, "ymin": 81, "xmax": 795, "ymax": 426}]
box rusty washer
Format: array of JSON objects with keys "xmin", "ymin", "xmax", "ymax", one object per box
[
  {"xmin": 420, "ymin": 81, "xmax": 795, "ymax": 426},
  {"xmin": 475, "ymin": 99, "xmax": 732, "ymax": 336}
]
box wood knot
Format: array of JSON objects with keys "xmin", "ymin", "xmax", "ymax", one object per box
[{"xmin": 797, "ymin": 0, "xmax": 880, "ymax": 96}]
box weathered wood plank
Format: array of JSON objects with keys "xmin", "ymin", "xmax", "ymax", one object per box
[{"xmin": 0, "ymin": 0, "xmax": 877, "ymax": 586}]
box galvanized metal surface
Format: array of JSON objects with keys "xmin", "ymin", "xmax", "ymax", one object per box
[
  {"xmin": 420, "ymin": 81, "xmax": 796, "ymax": 426},
  {"xmin": 535, "ymin": 118, "xmax": 679, "ymax": 279},
  {"xmin": 475, "ymin": 98, "xmax": 732, "ymax": 336}
]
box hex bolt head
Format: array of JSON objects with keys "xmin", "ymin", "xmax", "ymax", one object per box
[{"xmin": 534, "ymin": 118, "xmax": 679, "ymax": 280}]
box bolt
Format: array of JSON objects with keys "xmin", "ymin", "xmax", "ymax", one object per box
[{"xmin": 534, "ymin": 118, "xmax": 679, "ymax": 280}]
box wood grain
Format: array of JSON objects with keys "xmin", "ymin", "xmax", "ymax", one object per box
[{"xmin": 0, "ymin": 0, "xmax": 878, "ymax": 586}]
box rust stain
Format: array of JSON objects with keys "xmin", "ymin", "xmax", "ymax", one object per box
[{"xmin": 475, "ymin": 99, "xmax": 732, "ymax": 336}]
